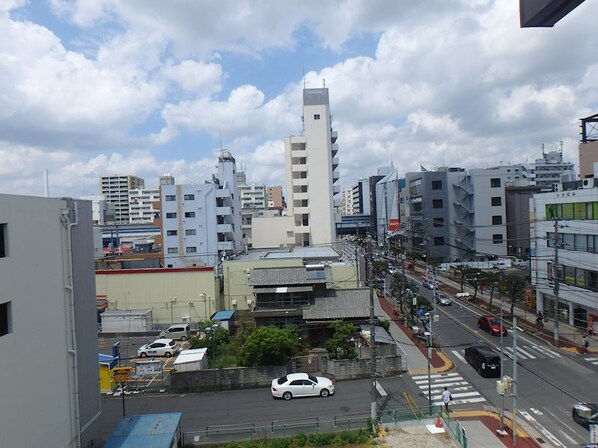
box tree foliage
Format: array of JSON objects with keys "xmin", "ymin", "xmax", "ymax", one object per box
[
  {"xmin": 499, "ymin": 272, "xmax": 526, "ymax": 315},
  {"xmin": 239, "ymin": 326, "xmax": 303, "ymax": 367},
  {"xmin": 325, "ymin": 321, "xmax": 359, "ymax": 360}
]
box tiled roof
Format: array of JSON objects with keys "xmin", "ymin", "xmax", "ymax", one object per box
[{"xmin": 303, "ymin": 289, "xmax": 384, "ymax": 320}]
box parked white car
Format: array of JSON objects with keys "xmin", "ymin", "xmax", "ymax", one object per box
[
  {"xmin": 137, "ymin": 338, "xmax": 179, "ymax": 358},
  {"xmin": 271, "ymin": 373, "xmax": 335, "ymax": 400}
]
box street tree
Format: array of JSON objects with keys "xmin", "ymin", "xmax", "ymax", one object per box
[{"xmin": 500, "ymin": 272, "xmax": 526, "ymax": 315}]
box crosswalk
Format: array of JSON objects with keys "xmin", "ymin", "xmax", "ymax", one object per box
[
  {"xmin": 451, "ymin": 344, "xmax": 561, "ymax": 362},
  {"xmin": 584, "ymin": 356, "xmax": 598, "ymax": 366},
  {"xmin": 411, "ymin": 372, "xmax": 486, "ymax": 406}
]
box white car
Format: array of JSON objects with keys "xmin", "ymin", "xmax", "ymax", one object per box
[
  {"xmin": 436, "ymin": 292, "xmax": 452, "ymax": 306},
  {"xmin": 271, "ymin": 373, "xmax": 335, "ymax": 400},
  {"xmin": 137, "ymin": 338, "xmax": 179, "ymax": 358}
]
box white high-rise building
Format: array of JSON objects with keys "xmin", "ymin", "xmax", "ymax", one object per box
[
  {"xmin": 285, "ymin": 88, "xmax": 339, "ymax": 247},
  {"xmin": 129, "ymin": 188, "xmax": 160, "ymax": 223},
  {"xmin": 100, "ymin": 175, "xmax": 144, "ymax": 223},
  {"xmin": 340, "ymin": 187, "xmax": 354, "ymax": 216},
  {"xmin": 161, "ymin": 151, "xmax": 242, "ymax": 267},
  {"xmin": 530, "ymin": 148, "xmax": 576, "ymax": 189}
]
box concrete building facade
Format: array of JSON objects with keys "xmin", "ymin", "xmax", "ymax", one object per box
[
  {"xmin": 285, "ymin": 88, "xmax": 339, "ymax": 247},
  {"xmin": 100, "ymin": 174, "xmax": 144, "ymax": 223},
  {"xmin": 0, "ymin": 195, "xmax": 101, "ymax": 447},
  {"xmin": 129, "ymin": 188, "xmax": 160, "ymax": 223}
]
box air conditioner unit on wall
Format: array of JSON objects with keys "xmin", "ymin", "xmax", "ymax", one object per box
[
  {"xmin": 582, "ymin": 178, "xmax": 594, "ymax": 189},
  {"xmin": 181, "ymin": 316, "xmax": 190, "ymax": 323}
]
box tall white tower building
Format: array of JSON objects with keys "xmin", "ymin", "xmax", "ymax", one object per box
[
  {"xmin": 100, "ymin": 175, "xmax": 144, "ymax": 223},
  {"xmin": 285, "ymin": 88, "xmax": 339, "ymax": 247}
]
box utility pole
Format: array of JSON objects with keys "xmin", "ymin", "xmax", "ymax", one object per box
[
  {"xmin": 367, "ymin": 238, "xmax": 377, "ymax": 426},
  {"xmin": 427, "ymin": 265, "xmax": 437, "ymax": 416},
  {"xmin": 512, "ymin": 316, "xmax": 518, "ymax": 446},
  {"xmin": 553, "ymin": 218, "xmax": 560, "ymax": 347},
  {"xmin": 499, "ymin": 291, "xmax": 505, "ymax": 431}
]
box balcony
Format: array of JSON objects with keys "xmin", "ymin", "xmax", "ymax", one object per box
[
  {"xmin": 218, "ymin": 241, "xmax": 234, "ymax": 251},
  {"xmin": 333, "ymin": 171, "xmax": 340, "ymax": 183},
  {"xmin": 294, "ymin": 224, "xmax": 310, "ymax": 234},
  {"xmin": 294, "ymin": 206, "xmax": 310, "ymax": 214},
  {"xmin": 217, "ymin": 223, "xmax": 234, "ymax": 234},
  {"xmin": 292, "ymin": 178, "xmax": 308, "ymax": 187},
  {"xmin": 291, "ymin": 164, "xmax": 307, "ymax": 173},
  {"xmin": 216, "ymin": 190, "xmax": 231, "ymax": 199},
  {"xmin": 216, "ymin": 206, "xmax": 232, "ymax": 216},
  {"xmin": 332, "ymin": 157, "xmax": 339, "ymax": 170},
  {"xmin": 331, "ymin": 143, "xmax": 339, "ymax": 157},
  {"xmin": 333, "ymin": 184, "xmax": 340, "ymax": 195},
  {"xmin": 331, "ymin": 131, "xmax": 338, "ymax": 144},
  {"xmin": 294, "ymin": 192, "xmax": 308, "ymax": 200}
]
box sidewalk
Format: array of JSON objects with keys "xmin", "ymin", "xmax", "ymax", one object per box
[{"xmin": 377, "ymin": 293, "xmax": 544, "ymax": 447}]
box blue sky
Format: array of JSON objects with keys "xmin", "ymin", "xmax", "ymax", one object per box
[{"xmin": 0, "ymin": 0, "xmax": 597, "ymax": 198}]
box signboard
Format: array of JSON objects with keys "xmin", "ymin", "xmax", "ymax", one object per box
[
  {"xmin": 135, "ymin": 360, "xmax": 163, "ymax": 376},
  {"xmin": 388, "ymin": 219, "xmax": 400, "ymax": 232}
]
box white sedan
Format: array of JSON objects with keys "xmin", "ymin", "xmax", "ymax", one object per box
[
  {"xmin": 271, "ymin": 373, "xmax": 335, "ymax": 400},
  {"xmin": 137, "ymin": 338, "xmax": 179, "ymax": 358}
]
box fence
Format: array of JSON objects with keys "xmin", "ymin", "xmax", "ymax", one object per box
[{"xmin": 183, "ymin": 405, "xmax": 468, "ymax": 447}]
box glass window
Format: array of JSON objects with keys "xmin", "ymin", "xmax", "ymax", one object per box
[
  {"xmin": 185, "ymin": 229, "xmax": 196, "ymax": 236},
  {"xmin": 563, "ymin": 265, "xmax": 575, "ymax": 285},
  {"xmin": 314, "ymin": 114, "xmax": 320, "ymax": 120},
  {"xmin": 165, "ymin": 195, "xmax": 176, "ymax": 201},
  {"xmin": 492, "ymin": 215, "xmax": 502, "ymax": 225},
  {"xmin": 167, "ymin": 247, "xmax": 178, "ymax": 254},
  {"xmin": 546, "ymin": 232, "xmax": 554, "ymax": 247},
  {"xmin": 545, "ymin": 204, "xmax": 557, "ymax": 220},
  {"xmin": 433, "ymin": 218, "xmax": 444, "ymax": 228},
  {"xmin": 184, "ymin": 194, "xmax": 195, "ymax": 200},
  {"xmin": 576, "ymin": 268, "xmax": 587, "ymax": 288},
  {"xmin": 492, "ymin": 234, "xmax": 503, "ymax": 244},
  {"xmin": 0, "ymin": 301, "xmax": 11, "ymax": 337},
  {"xmin": 432, "ymin": 199, "xmax": 443, "ymax": 209},
  {"xmin": 186, "ymin": 247, "xmax": 197, "ymax": 253},
  {"xmin": 432, "ymin": 180, "xmax": 442, "ymax": 190},
  {"xmin": 434, "ymin": 237, "xmax": 444, "ymax": 246},
  {"xmin": 491, "ymin": 178, "xmax": 501, "ymax": 188},
  {"xmin": 167, "ymin": 230, "xmax": 177, "ymax": 236},
  {"xmin": 574, "ymin": 202, "xmax": 587, "ymax": 219},
  {"xmin": 184, "ymin": 212, "xmax": 196, "ymax": 218},
  {"xmin": 563, "ymin": 233, "xmax": 574, "ymax": 250},
  {"xmin": 0, "ymin": 224, "xmax": 5, "ymax": 258},
  {"xmin": 562, "ymin": 203, "xmax": 574, "ymax": 219},
  {"xmin": 166, "ymin": 212, "xmax": 177, "ymax": 219},
  {"xmin": 574, "ymin": 234, "xmax": 588, "ymax": 252},
  {"xmin": 491, "ymin": 197, "xmax": 501, "ymax": 206}
]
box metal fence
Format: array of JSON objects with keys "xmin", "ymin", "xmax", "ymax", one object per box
[{"xmin": 183, "ymin": 405, "xmax": 468, "ymax": 447}]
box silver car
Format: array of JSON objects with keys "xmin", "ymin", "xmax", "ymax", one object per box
[{"xmin": 271, "ymin": 373, "xmax": 335, "ymax": 400}]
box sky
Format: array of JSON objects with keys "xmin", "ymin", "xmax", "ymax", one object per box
[{"xmin": 0, "ymin": 0, "xmax": 597, "ymax": 199}]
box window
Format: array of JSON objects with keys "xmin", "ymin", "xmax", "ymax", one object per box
[
  {"xmin": 434, "ymin": 237, "xmax": 445, "ymax": 246},
  {"xmin": 167, "ymin": 230, "xmax": 177, "ymax": 236},
  {"xmin": 184, "ymin": 212, "xmax": 196, "ymax": 218},
  {"xmin": 314, "ymin": 114, "xmax": 320, "ymax": 120},
  {"xmin": 186, "ymin": 247, "xmax": 197, "ymax": 253},
  {"xmin": 0, "ymin": 224, "xmax": 5, "ymax": 258},
  {"xmin": 165, "ymin": 195, "xmax": 176, "ymax": 201},
  {"xmin": 0, "ymin": 301, "xmax": 11, "ymax": 337},
  {"xmin": 432, "ymin": 180, "xmax": 442, "ymax": 190},
  {"xmin": 433, "ymin": 218, "xmax": 444, "ymax": 228},
  {"xmin": 491, "ymin": 197, "xmax": 502, "ymax": 206},
  {"xmin": 167, "ymin": 247, "xmax": 178, "ymax": 254},
  {"xmin": 492, "ymin": 234, "xmax": 503, "ymax": 244},
  {"xmin": 184, "ymin": 194, "xmax": 195, "ymax": 200},
  {"xmin": 185, "ymin": 229, "xmax": 196, "ymax": 236},
  {"xmin": 166, "ymin": 212, "xmax": 177, "ymax": 219},
  {"xmin": 492, "ymin": 215, "xmax": 503, "ymax": 225},
  {"xmin": 432, "ymin": 199, "xmax": 443, "ymax": 209},
  {"xmin": 491, "ymin": 178, "xmax": 501, "ymax": 188}
]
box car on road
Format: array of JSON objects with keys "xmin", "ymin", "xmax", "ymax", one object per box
[
  {"xmin": 572, "ymin": 403, "xmax": 598, "ymax": 429},
  {"xmin": 465, "ymin": 344, "xmax": 501, "ymax": 377},
  {"xmin": 436, "ymin": 292, "xmax": 452, "ymax": 306},
  {"xmin": 137, "ymin": 338, "xmax": 179, "ymax": 358},
  {"xmin": 478, "ymin": 315, "xmax": 508, "ymax": 336},
  {"xmin": 271, "ymin": 373, "xmax": 335, "ymax": 400}
]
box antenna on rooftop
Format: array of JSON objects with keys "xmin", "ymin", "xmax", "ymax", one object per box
[
  {"xmin": 303, "ymin": 67, "xmax": 306, "ymax": 89},
  {"xmin": 219, "ymin": 132, "xmax": 223, "ymax": 150},
  {"xmin": 323, "ymin": 78, "xmax": 326, "ymax": 88}
]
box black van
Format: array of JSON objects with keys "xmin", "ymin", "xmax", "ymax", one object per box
[{"xmin": 464, "ymin": 344, "xmax": 501, "ymax": 378}]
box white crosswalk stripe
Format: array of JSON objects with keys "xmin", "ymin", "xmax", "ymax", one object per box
[
  {"xmin": 584, "ymin": 356, "xmax": 598, "ymax": 365},
  {"xmin": 412, "ymin": 371, "xmax": 485, "ymax": 406}
]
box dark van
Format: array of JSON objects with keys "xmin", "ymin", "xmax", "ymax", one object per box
[{"xmin": 464, "ymin": 344, "xmax": 501, "ymax": 378}]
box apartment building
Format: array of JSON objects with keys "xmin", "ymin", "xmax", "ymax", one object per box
[
  {"xmin": 100, "ymin": 174, "xmax": 144, "ymax": 223},
  {"xmin": 129, "ymin": 187, "xmax": 160, "ymax": 223},
  {"xmin": 0, "ymin": 195, "xmax": 101, "ymax": 447},
  {"xmin": 267, "ymin": 186, "xmax": 285, "ymax": 211},
  {"xmin": 161, "ymin": 151, "xmax": 242, "ymax": 267},
  {"xmin": 285, "ymin": 88, "xmax": 339, "ymax": 247},
  {"xmin": 529, "ymin": 148, "xmax": 576, "ymax": 189},
  {"xmin": 579, "ymin": 113, "xmax": 598, "ymax": 179}
]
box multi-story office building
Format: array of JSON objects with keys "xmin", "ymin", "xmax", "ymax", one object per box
[
  {"xmin": 0, "ymin": 195, "xmax": 101, "ymax": 447},
  {"xmin": 100, "ymin": 174, "xmax": 144, "ymax": 223},
  {"xmin": 129, "ymin": 188, "xmax": 160, "ymax": 223},
  {"xmin": 240, "ymin": 184, "xmax": 267, "ymax": 210},
  {"xmin": 285, "ymin": 88, "xmax": 339, "ymax": 247},
  {"xmin": 579, "ymin": 113, "xmax": 598, "ymax": 179},
  {"xmin": 339, "ymin": 187, "xmax": 354, "ymax": 216},
  {"xmin": 374, "ymin": 169, "xmax": 401, "ymax": 243},
  {"xmin": 161, "ymin": 151, "xmax": 242, "ymax": 267},
  {"xmin": 267, "ymin": 186, "xmax": 285, "ymax": 211},
  {"xmin": 404, "ymin": 165, "xmax": 528, "ymax": 262},
  {"xmin": 531, "ymin": 179, "xmax": 598, "ymax": 332},
  {"xmin": 529, "ymin": 148, "xmax": 576, "ymax": 189}
]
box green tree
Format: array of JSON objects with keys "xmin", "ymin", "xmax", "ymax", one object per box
[
  {"xmin": 483, "ymin": 271, "xmax": 501, "ymax": 309},
  {"xmin": 325, "ymin": 321, "xmax": 359, "ymax": 359},
  {"xmin": 499, "ymin": 272, "xmax": 526, "ymax": 315},
  {"xmin": 239, "ymin": 326, "xmax": 303, "ymax": 366}
]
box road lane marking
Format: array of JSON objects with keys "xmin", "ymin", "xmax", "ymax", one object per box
[
  {"xmin": 451, "ymin": 350, "xmax": 466, "ymax": 363},
  {"xmin": 376, "ymin": 381, "xmax": 387, "ymax": 397}
]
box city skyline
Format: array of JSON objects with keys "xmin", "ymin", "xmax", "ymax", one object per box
[{"xmin": 0, "ymin": 1, "xmax": 596, "ymax": 198}]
